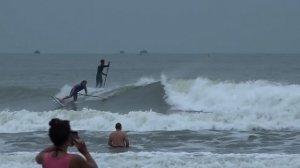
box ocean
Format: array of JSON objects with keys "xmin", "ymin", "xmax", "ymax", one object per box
[{"xmin": 1, "ymin": 53, "xmax": 300, "ymax": 168}]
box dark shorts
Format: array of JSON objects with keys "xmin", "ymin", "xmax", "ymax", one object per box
[
  {"xmin": 96, "ymin": 74, "xmax": 103, "ymax": 81},
  {"xmin": 69, "ymin": 88, "xmax": 77, "ymax": 96},
  {"xmin": 69, "ymin": 88, "xmax": 78, "ymax": 101}
]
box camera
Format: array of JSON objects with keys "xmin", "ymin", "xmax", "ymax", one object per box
[{"xmin": 70, "ymin": 131, "xmax": 79, "ymax": 141}]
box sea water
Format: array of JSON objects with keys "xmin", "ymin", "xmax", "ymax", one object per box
[{"xmin": 1, "ymin": 53, "xmax": 300, "ymax": 168}]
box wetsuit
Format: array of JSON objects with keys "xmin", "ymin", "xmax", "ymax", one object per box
[
  {"xmin": 96, "ymin": 64, "xmax": 109, "ymax": 87},
  {"xmin": 69, "ymin": 84, "xmax": 86, "ymax": 101}
]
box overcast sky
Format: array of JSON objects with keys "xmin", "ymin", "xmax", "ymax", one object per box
[{"xmin": 1, "ymin": 0, "xmax": 300, "ymax": 54}]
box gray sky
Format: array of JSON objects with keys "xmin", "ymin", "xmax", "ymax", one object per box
[{"xmin": 1, "ymin": 0, "xmax": 300, "ymax": 54}]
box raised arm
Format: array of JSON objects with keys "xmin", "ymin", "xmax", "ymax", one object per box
[
  {"xmin": 73, "ymin": 139, "xmax": 98, "ymax": 168},
  {"xmin": 106, "ymin": 62, "xmax": 110, "ymax": 67}
]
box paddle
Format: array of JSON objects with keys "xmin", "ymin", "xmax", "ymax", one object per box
[{"xmin": 103, "ymin": 62, "xmax": 110, "ymax": 87}]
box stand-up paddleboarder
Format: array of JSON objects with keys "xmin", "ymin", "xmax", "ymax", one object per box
[{"xmin": 96, "ymin": 59, "xmax": 110, "ymax": 88}]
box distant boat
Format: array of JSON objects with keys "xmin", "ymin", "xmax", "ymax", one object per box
[
  {"xmin": 34, "ymin": 50, "xmax": 40, "ymax": 54},
  {"xmin": 120, "ymin": 50, "xmax": 125, "ymax": 54},
  {"xmin": 139, "ymin": 50, "xmax": 148, "ymax": 55}
]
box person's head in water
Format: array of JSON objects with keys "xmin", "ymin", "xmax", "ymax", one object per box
[
  {"xmin": 48, "ymin": 118, "xmax": 71, "ymax": 147},
  {"xmin": 115, "ymin": 123, "xmax": 122, "ymax": 130},
  {"xmin": 81, "ymin": 80, "xmax": 87, "ymax": 86}
]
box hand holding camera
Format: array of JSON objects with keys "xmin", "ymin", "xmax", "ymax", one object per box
[
  {"xmin": 69, "ymin": 131, "xmax": 79, "ymax": 146},
  {"xmin": 70, "ymin": 131, "xmax": 89, "ymax": 155},
  {"xmin": 70, "ymin": 131, "xmax": 79, "ymax": 140}
]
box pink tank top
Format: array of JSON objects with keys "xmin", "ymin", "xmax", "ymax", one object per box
[{"xmin": 43, "ymin": 152, "xmax": 73, "ymax": 168}]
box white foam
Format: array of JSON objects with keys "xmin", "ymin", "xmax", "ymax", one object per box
[
  {"xmin": 162, "ymin": 76, "xmax": 300, "ymax": 113},
  {"xmin": 1, "ymin": 152, "xmax": 299, "ymax": 168},
  {"xmin": 1, "ymin": 107, "xmax": 300, "ymax": 133},
  {"xmin": 162, "ymin": 76, "xmax": 300, "ymax": 130},
  {"xmin": 55, "ymin": 84, "xmax": 72, "ymax": 98}
]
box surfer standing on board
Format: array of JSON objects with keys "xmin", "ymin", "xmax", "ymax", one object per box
[
  {"xmin": 60, "ymin": 80, "xmax": 88, "ymax": 102},
  {"xmin": 96, "ymin": 59, "xmax": 110, "ymax": 88}
]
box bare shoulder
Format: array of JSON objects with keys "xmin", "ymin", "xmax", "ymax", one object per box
[
  {"xmin": 70, "ymin": 154, "xmax": 87, "ymax": 168},
  {"xmin": 122, "ymin": 131, "xmax": 128, "ymax": 136}
]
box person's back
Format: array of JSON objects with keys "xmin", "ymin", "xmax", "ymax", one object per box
[
  {"xmin": 73, "ymin": 83, "xmax": 86, "ymax": 92},
  {"xmin": 108, "ymin": 123, "xmax": 129, "ymax": 147},
  {"xmin": 43, "ymin": 152, "xmax": 72, "ymax": 168},
  {"xmin": 109, "ymin": 131, "xmax": 128, "ymax": 147},
  {"xmin": 42, "ymin": 152, "xmax": 90, "ymax": 168}
]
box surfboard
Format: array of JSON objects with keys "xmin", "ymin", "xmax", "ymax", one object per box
[{"xmin": 51, "ymin": 96, "xmax": 65, "ymax": 107}]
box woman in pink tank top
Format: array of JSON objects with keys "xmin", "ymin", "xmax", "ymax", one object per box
[{"xmin": 35, "ymin": 118, "xmax": 98, "ymax": 168}]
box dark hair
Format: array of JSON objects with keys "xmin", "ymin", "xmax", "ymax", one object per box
[
  {"xmin": 100, "ymin": 59, "xmax": 104, "ymax": 63},
  {"xmin": 81, "ymin": 80, "xmax": 87, "ymax": 85},
  {"xmin": 115, "ymin": 123, "xmax": 122, "ymax": 130},
  {"xmin": 48, "ymin": 118, "xmax": 71, "ymax": 147}
]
